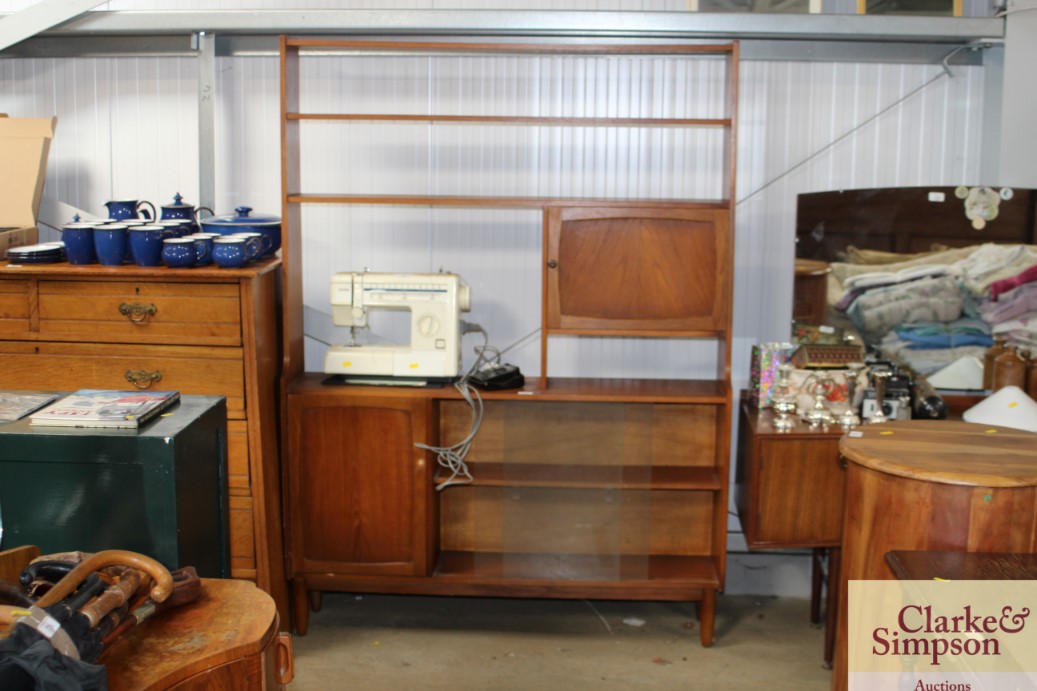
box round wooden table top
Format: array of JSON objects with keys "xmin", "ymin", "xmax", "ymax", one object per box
[{"xmin": 839, "ymin": 420, "xmax": 1037, "ymax": 488}]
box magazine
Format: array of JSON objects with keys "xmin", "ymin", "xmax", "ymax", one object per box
[
  {"xmin": 0, "ymin": 391, "xmax": 60, "ymax": 421},
  {"xmin": 29, "ymin": 389, "xmax": 180, "ymax": 429}
]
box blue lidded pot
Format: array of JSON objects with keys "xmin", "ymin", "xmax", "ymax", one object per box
[{"xmin": 200, "ymin": 206, "xmax": 280, "ymax": 258}]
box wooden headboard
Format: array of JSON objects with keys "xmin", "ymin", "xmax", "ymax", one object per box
[{"xmin": 795, "ymin": 186, "xmax": 1037, "ymax": 263}]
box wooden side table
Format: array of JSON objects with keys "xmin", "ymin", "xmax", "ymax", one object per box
[
  {"xmin": 102, "ymin": 579, "xmax": 293, "ymax": 690},
  {"xmin": 833, "ymin": 420, "xmax": 1037, "ymax": 691},
  {"xmin": 0, "ymin": 547, "xmax": 293, "ymax": 690},
  {"xmin": 734, "ymin": 400, "xmax": 845, "ymax": 667}
]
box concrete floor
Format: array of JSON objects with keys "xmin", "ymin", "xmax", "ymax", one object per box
[{"xmin": 288, "ymin": 593, "xmax": 832, "ymax": 690}]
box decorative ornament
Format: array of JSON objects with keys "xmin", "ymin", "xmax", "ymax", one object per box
[{"xmin": 956, "ymin": 185, "xmax": 1011, "ymax": 231}]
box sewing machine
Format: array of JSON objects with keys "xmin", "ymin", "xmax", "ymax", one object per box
[{"xmin": 323, "ymin": 271, "xmax": 471, "ymax": 381}]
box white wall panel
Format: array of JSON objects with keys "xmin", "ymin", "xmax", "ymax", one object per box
[
  {"xmin": 1, "ymin": 55, "xmax": 199, "ymax": 223},
  {"xmin": 3, "ymin": 50, "xmax": 985, "ymax": 378}
]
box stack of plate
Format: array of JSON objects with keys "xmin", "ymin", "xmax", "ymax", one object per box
[{"xmin": 5, "ymin": 242, "xmax": 66, "ymax": 264}]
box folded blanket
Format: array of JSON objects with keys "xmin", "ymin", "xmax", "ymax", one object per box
[
  {"xmin": 979, "ymin": 282, "xmax": 1037, "ymax": 324},
  {"xmin": 950, "ymin": 243, "xmax": 1037, "ymax": 297},
  {"xmin": 847, "ymin": 275, "xmax": 964, "ymax": 343},
  {"xmin": 894, "ymin": 318, "xmax": 993, "ymax": 349},
  {"xmin": 989, "ymin": 263, "xmax": 1037, "ymax": 302},
  {"xmin": 878, "ymin": 332, "xmax": 989, "ymax": 377}
]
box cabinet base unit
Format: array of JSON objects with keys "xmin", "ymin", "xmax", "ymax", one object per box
[{"xmin": 284, "ymin": 374, "xmax": 730, "ymax": 646}]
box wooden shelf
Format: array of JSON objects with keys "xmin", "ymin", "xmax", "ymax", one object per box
[
  {"xmin": 434, "ymin": 463, "xmax": 723, "ymax": 490},
  {"xmin": 287, "ymin": 113, "xmax": 731, "ymax": 128},
  {"xmin": 291, "ymin": 372, "xmax": 731, "ymax": 404},
  {"xmin": 0, "ymin": 257, "xmax": 280, "ymax": 281},
  {"xmin": 284, "ymin": 37, "xmax": 738, "ymax": 57},
  {"xmin": 435, "ymin": 551, "xmax": 722, "ymax": 592},
  {"xmin": 285, "ymin": 193, "xmax": 730, "ymax": 209}
]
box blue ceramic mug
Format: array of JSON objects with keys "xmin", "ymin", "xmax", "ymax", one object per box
[
  {"xmin": 212, "ymin": 236, "xmax": 249, "ymax": 268},
  {"xmin": 93, "ymin": 224, "xmax": 129, "ymax": 266},
  {"xmin": 129, "ymin": 225, "xmax": 166, "ymax": 267},
  {"xmin": 61, "ymin": 222, "xmax": 97, "ymax": 265},
  {"xmin": 186, "ymin": 233, "xmax": 217, "ymax": 266},
  {"xmin": 161, "ymin": 237, "xmax": 197, "ymax": 268},
  {"xmin": 156, "ymin": 219, "xmax": 190, "ymax": 238},
  {"xmin": 227, "ymin": 232, "xmax": 264, "ymax": 261}
]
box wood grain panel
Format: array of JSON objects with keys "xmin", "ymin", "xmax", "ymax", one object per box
[
  {"xmin": 545, "ymin": 206, "xmax": 731, "ymax": 334},
  {"xmin": 286, "ymin": 396, "xmax": 432, "ymax": 578},
  {"xmin": 226, "ymin": 420, "xmax": 250, "ymax": 496},
  {"xmin": 0, "ymin": 278, "xmax": 30, "ymax": 334},
  {"xmin": 229, "ymin": 494, "xmax": 256, "ymax": 580},
  {"xmin": 440, "ymin": 400, "xmax": 717, "ymax": 467},
  {"xmin": 440, "ymin": 486, "xmax": 713, "ymax": 556},
  {"xmin": 753, "ymin": 437, "xmax": 845, "ymax": 545}
]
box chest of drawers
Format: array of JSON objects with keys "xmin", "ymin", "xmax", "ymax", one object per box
[{"xmin": 0, "ymin": 260, "xmax": 288, "ymax": 623}]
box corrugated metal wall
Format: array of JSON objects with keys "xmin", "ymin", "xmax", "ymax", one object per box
[{"xmin": 2, "ymin": 51, "xmax": 985, "ymax": 381}]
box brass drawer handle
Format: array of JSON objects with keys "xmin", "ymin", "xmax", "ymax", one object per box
[
  {"xmin": 125, "ymin": 369, "xmax": 163, "ymax": 389},
  {"xmin": 119, "ymin": 302, "xmax": 157, "ymax": 323}
]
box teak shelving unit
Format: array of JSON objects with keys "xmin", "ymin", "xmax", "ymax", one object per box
[{"xmin": 279, "ymin": 36, "xmax": 738, "ymax": 645}]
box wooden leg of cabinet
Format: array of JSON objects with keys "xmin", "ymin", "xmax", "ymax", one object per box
[
  {"xmin": 823, "ymin": 547, "xmax": 840, "ymax": 670},
  {"xmin": 810, "ymin": 548, "xmax": 824, "ymax": 625},
  {"xmin": 308, "ymin": 590, "xmax": 323, "ymax": 613},
  {"xmin": 698, "ymin": 590, "xmax": 716, "ymax": 647},
  {"xmin": 292, "ymin": 579, "xmax": 310, "ymax": 636}
]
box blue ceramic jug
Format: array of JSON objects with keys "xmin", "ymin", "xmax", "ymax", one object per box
[{"xmin": 105, "ymin": 199, "xmax": 156, "ymax": 221}]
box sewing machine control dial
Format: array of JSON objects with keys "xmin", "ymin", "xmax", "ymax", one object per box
[{"xmin": 417, "ymin": 314, "xmax": 440, "ymax": 337}]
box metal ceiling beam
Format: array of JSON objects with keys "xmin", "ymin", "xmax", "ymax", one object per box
[
  {"xmin": 0, "ymin": 0, "xmax": 106, "ymax": 52},
  {"xmin": 0, "ymin": 9, "xmax": 1003, "ymax": 44}
]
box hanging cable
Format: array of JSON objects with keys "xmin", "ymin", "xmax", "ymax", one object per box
[{"xmin": 737, "ymin": 44, "xmax": 984, "ymax": 207}]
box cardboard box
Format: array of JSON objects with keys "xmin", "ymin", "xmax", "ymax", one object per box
[{"xmin": 0, "ymin": 114, "xmax": 58, "ymax": 253}]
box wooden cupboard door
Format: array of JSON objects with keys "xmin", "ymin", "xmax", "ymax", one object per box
[
  {"xmin": 286, "ymin": 395, "xmax": 433, "ymax": 576},
  {"xmin": 754, "ymin": 437, "xmax": 844, "ymax": 546},
  {"xmin": 544, "ymin": 206, "xmax": 731, "ymax": 334}
]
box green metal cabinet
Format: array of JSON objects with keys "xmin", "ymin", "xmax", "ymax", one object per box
[{"xmin": 0, "ymin": 394, "xmax": 229, "ymax": 577}]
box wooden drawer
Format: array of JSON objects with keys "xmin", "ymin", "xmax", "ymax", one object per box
[
  {"xmin": 38, "ymin": 280, "xmax": 242, "ymax": 346},
  {"xmin": 0, "ymin": 341, "xmax": 246, "ymax": 419},
  {"xmin": 0, "ymin": 279, "xmax": 30, "ymax": 334}
]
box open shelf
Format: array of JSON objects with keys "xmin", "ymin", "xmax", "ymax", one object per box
[
  {"xmin": 435, "ymin": 551, "xmax": 722, "ymax": 593},
  {"xmin": 434, "ymin": 463, "xmax": 724, "ymax": 490},
  {"xmin": 286, "ymin": 113, "xmax": 731, "ymax": 128},
  {"xmin": 285, "ymin": 193, "xmax": 731, "ymax": 209}
]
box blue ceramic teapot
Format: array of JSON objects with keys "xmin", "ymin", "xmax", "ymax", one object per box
[{"xmin": 159, "ymin": 192, "xmax": 214, "ymax": 234}]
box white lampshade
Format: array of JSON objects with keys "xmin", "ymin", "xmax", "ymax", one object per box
[
  {"xmin": 928, "ymin": 356, "xmax": 984, "ymax": 391},
  {"xmin": 962, "ymin": 386, "xmax": 1037, "ymax": 433}
]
